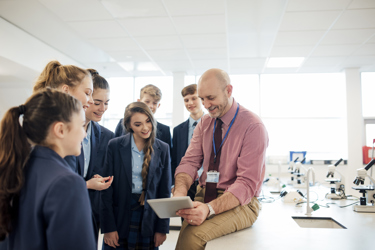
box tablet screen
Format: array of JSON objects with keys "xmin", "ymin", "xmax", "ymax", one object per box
[{"xmin": 147, "ymin": 196, "xmax": 193, "ymax": 218}]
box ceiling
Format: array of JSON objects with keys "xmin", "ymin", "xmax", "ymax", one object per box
[{"xmin": 0, "ymin": 0, "xmax": 375, "ymax": 78}]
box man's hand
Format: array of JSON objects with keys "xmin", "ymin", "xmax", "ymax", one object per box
[
  {"xmin": 104, "ymin": 231, "xmax": 120, "ymax": 248},
  {"xmin": 154, "ymin": 232, "xmax": 167, "ymax": 247},
  {"xmin": 86, "ymin": 175, "xmax": 113, "ymax": 190},
  {"xmin": 176, "ymin": 201, "xmax": 209, "ymax": 226}
]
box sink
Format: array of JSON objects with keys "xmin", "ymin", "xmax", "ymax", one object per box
[{"xmin": 292, "ymin": 216, "xmax": 346, "ymax": 229}]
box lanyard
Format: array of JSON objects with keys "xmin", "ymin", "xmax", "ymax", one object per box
[{"xmin": 212, "ymin": 103, "xmax": 239, "ymax": 163}]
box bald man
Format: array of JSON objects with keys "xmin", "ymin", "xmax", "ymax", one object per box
[{"xmin": 173, "ymin": 69, "xmax": 269, "ymax": 250}]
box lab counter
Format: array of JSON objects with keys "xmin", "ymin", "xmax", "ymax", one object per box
[{"xmin": 206, "ymin": 188, "xmax": 375, "ymax": 250}]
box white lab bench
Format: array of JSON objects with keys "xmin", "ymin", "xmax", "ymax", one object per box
[{"xmin": 205, "ymin": 187, "xmax": 375, "ymax": 250}]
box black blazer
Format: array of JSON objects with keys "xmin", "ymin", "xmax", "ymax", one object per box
[
  {"xmin": 171, "ymin": 119, "xmax": 189, "ymax": 184},
  {"xmin": 114, "ymin": 118, "xmax": 172, "ymax": 151},
  {"xmin": 100, "ymin": 134, "xmax": 171, "ymax": 238},
  {"xmin": 64, "ymin": 122, "xmax": 114, "ymax": 230},
  {"xmin": 7, "ymin": 146, "xmax": 96, "ymax": 250}
]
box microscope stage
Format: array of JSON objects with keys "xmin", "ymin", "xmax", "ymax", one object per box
[
  {"xmin": 325, "ymin": 178, "xmax": 341, "ymax": 183},
  {"xmin": 352, "ymin": 186, "xmax": 374, "ymax": 190}
]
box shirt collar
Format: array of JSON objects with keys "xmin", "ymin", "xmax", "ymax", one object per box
[
  {"xmin": 189, "ymin": 115, "xmax": 202, "ymax": 127},
  {"xmin": 131, "ymin": 134, "xmax": 143, "ymax": 154},
  {"xmin": 219, "ymin": 98, "xmax": 238, "ymax": 127}
]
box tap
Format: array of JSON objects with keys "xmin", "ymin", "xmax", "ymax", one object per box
[{"xmin": 306, "ymin": 167, "xmax": 316, "ymax": 216}]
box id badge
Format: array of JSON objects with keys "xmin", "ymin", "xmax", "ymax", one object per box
[{"xmin": 206, "ymin": 171, "xmax": 220, "ymax": 183}]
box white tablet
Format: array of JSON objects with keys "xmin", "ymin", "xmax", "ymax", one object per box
[{"xmin": 147, "ymin": 196, "xmax": 193, "ymax": 219}]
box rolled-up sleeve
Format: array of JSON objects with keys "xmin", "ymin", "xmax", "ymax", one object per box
[
  {"xmin": 226, "ymin": 123, "xmax": 269, "ymax": 205},
  {"xmin": 174, "ymin": 120, "xmax": 204, "ymax": 181}
]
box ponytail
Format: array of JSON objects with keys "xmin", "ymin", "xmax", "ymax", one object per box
[
  {"xmin": 0, "ymin": 107, "xmax": 31, "ymax": 240},
  {"xmin": 0, "ymin": 89, "xmax": 82, "ymax": 239},
  {"xmin": 87, "ymin": 68, "xmax": 110, "ymax": 91},
  {"xmin": 33, "ymin": 60, "xmax": 90, "ymax": 93}
]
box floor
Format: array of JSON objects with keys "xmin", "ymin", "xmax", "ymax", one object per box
[{"xmin": 98, "ymin": 217, "xmax": 182, "ymax": 250}]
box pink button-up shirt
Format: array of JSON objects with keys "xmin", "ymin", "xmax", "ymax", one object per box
[{"xmin": 175, "ymin": 99, "xmax": 269, "ymax": 205}]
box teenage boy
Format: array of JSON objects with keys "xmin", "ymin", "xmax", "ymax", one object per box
[
  {"xmin": 171, "ymin": 84, "xmax": 204, "ymax": 201},
  {"xmin": 114, "ymin": 84, "xmax": 171, "ymax": 150}
]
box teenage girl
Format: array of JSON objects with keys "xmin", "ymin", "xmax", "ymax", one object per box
[
  {"xmin": 101, "ymin": 102, "xmax": 171, "ymax": 250},
  {"xmin": 83, "ymin": 69, "xmax": 115, "ymax": 238},
  {"xmin": 0, "ymin": 89, "xmax": 96, "ymax": 249},
  {"xmin": 33, "ymin": 60, "xmax": 111, "ymax": 190}
]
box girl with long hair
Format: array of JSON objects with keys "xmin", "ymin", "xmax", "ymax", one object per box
[
  {"xmin": 101, "ymin": 102, "xmax": 171, "ymax": 250},
  {"xmin": 82, "ymin": 69, "xmax": 115, "ymax": 239},
  {"xmin": 0, "ymin": 89, "xmax": 96, "ymax": 249},
  {"xmin": 33, "ymin": 60, "xmax": 111, "ymax": 190}
]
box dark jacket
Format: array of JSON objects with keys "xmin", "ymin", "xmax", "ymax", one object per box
[
  {"xmin": 171, "ymin": 119, "xmax": 189, "ymax": 184},
  {"xmin": 100, "ymin": 134, "xmax": 171, "ymax": 238},
  {"xmin": 7, "ymin": 146, "xmax": 96, "ymax": 250},
  {"xmin": 64, "ymin": 122, "xmax": 114, "ymax": 232}
]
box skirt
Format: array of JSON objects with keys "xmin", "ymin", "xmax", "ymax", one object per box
[{"xmin": 122, "ymin": 193, "xmax": 156, "ymax": 250}]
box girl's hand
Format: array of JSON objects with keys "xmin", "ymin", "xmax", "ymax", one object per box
[{"xmin": 154, "ymin": 232, "xmax": 167, "ymax": 247}]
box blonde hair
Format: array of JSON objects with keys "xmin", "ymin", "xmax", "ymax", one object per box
[
  {"xmin": 33, "ymin": 60, "xmax": 90, "ymax": 93},
  {"xmin": 123, "ymin": 102, "xmax": 156, "ymax": 205},
  {"xmin": 140, "ymin": 84, "xmax": 162, "ymax": 102}
]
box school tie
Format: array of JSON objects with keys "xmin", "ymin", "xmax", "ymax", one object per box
[
  {"xmin": 204, "ymin": 118, "xmax": 223, "ymax": 203},
  {"xmin": 192, "ymin": 121, "xmax": 197, "ymax": 138}
]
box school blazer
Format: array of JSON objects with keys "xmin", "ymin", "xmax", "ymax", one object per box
[
  {"xmin": 64, "ymin": 122, "xmax": 114, "ymax": 227},
  {"xmin": 8, "ymin": 146, "xmax": 96, "ymax": 250},
  {"xmin": 100, "ymin": 134, "xmax": 171, "ymax": 238},
  {"xmin": 171, "ymin": 119, "xmax": 189, "ymax": 184},
  {"xmin": 114, "ymin": 118, "xmax": 172, "ymax": 151},
  {"xmin": 81, "ymin": 122, "xmax": 114, "ymax": 226}
]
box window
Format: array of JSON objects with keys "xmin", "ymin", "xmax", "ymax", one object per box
[
  {"xmin": 230, "ymin": 74, "xmax": 260, "ymax": 115},
  {"xmin": 362, "ymin": 72, "xmax": 375, "ymax": 146},
  {"xmin": 99, "ymin": 77, "xmax": 134, "ymax": 132},
  {"xmin": 260, "ymin": 73, "xmax": 347, "ymax": 159},
  {"xmin": 99, "ymin": 72, "xmax": 351, "ymax": 161}
]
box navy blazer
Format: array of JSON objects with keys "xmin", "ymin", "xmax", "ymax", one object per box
[
  {"xmin": 100, "ymin": 134, "xmax": 171, "ymax": 238},
  {"xmin": 7, "ymin": 146, "xmax": 96, "ymax": 250},
  {"xmin": 114, "ymin": 118, "xmax": 172, "ymax": 151},
  {"xmin": 63, "ymin": 122, "xmax": 114, "ymax": 230},
  {"xmin": 171, "ymin": 119, "xmax": 189, "ymax": 184}
]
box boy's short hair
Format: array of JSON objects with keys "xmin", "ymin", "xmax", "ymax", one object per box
[
  {"xmin": 140, "ymin": 84, "xmax": 162, "ymax": 102},
  {"xmin": 181, "ymin": 84, "xmax": 197, "ymax": 97}
]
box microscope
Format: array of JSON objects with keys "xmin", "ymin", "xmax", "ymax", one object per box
[
  {"xmin": 293, "ymin": 158, "xmax": 307, "ymax": 188},
  {"xmin": 352, "ymin": 159, "xmax": 375, "ymax": 212},
  {"xmin": 325, "ymin": 158, "xmax": 345, "ymax": 199},
  {"xmin": 287, "ymin": 157, "xmax": 300, "ymax": 185}
]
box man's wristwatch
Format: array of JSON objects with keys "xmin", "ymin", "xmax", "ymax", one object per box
[{"xmin": 206, "ymin": 203, "xmax": 215, "ymax": 220}]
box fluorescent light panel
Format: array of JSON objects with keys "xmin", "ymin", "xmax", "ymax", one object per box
[
  {"xmin": 267, "ymin": 57, "xmax": 305, "ymax": 68},
  {"xmin": 118, "ymin": 62, "xmax": 134, "ymax": 72}
]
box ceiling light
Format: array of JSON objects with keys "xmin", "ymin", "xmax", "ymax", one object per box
[
  {"xmin": 266, "ymin": 57, "xmax": 305, "ymax": 68},
  {"xmin": 137, "ymin": 62, "xmax": 160, "ymax": 71},
  {"xmin": 118, "ymin": 62, "xmax": 134, "ymax": 72}
]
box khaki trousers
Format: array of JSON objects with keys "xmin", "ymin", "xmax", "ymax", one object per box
[{"xmin": 175, "ymin": 186, "xmax": 260, "ymax": 250}]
